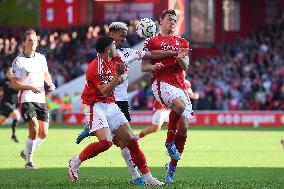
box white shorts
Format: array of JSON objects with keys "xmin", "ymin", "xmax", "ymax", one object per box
[
  {"xmin": 88, "ymin": 103, "xmax": 128, "ymax": 133},
  {"xmin": 152, "ymin": 109, "xmax": 170, "ymax": 126},
  {"xmin": 152, "ymin": 80, "xmax": 193, "ymax": 120}
]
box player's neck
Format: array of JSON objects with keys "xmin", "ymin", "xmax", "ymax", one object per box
[
  {"xmin": 98, "ymin": 53, "xmax": 111, "ymax": 62},
  {"xmin": 160, "ymin": 28, "xmax": 174, "ymax": 36},
  {"xmin": 23, "ymin": 50, "xmax": 35, "ymax": 58}
]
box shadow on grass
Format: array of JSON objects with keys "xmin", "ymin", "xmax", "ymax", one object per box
[{"xmin": 0, "ymin": 167, "xmax": 283, "ymax": 189}]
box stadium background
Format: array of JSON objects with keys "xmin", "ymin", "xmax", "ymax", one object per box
[{"xmin": 0, "ymin": 1, "xmax": 284, "ymax": 188}]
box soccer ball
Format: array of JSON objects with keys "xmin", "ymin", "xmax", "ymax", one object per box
[{"xmin": 136, "ymin": 18, "xmax": 157, "ymax": 39}]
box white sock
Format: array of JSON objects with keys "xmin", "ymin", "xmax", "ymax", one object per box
[
  {"xmin": 74, "ymin": 155, "xmax": 82, "ymax": 165},
  {"xmin": 143, "ymin": 172, "xmax": 153, "ymax": 180},
  {"xmin": 36, "ymin": 138, "xmax": 45, "ymax": 147},
  {"xmin": 121, "ymin": 147, "xmax": 141, "ymax": 180},
  {"xmin": 25, "ymin": 138, "xmax": 37, "ymax": 164}
]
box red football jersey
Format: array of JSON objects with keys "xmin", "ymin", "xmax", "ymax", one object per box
[
  {"xmin": 153, "ymin": 99, "xmax": 169, "ymax": 110},
  {"xmin": 144, "ymin": 34, "xmax": 189, "ymax": 90},
  {"xmin": 81, "ymin": 55, "xmax": 120, "ymax": 105}
]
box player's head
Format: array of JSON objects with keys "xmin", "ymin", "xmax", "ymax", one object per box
[
  {"xmin": 109, "ymin": 22, "xmax": 128, "ymax": 48},
  {"xmin": 95, "ymin": 35, "xmax": 116, "ymax": 58},
  {"xmin": 160, "ymin": 9, "xmax": 177, "ymax": 35},
  {"xmin": 22, "ymin": 28, "xmax": 37, "ymax": 54}
]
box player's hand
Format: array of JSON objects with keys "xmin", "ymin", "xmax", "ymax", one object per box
[
  {"xmin": 30, "ymin": 86, "xmax": 42, "ymax": 94},
  {"xmin": 117, "ymin": 75, "xmax": 125, "ymax": 85},
  {"xmin": 192, "ymin": 92, "xmax": 199, "ymax": 100},
  {"xmin": 116, "ymin": 61, "xmax": 127, "ymax": 76},
  {"xmin": 152, "ymin": 62, "xmax": 164, "ymax": 71},
  {"xmin": 48, "ymin": 83, "xmax": 56, "ymax": 91},
  {"xmin": 177, "ymin": 48, "xmax": 189, "ymax": 59}
]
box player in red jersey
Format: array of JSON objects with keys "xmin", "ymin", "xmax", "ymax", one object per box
[
  {"xmin": 137, "ymin": 80, "xmax": 199, "ymax": 139},
  {"xmin": 142, "ymin": 9, "xmax": 192, "ymax": 183},
  {"xmin": 68, "ymin": 36, "xmax": 164, "ymax": 186}
]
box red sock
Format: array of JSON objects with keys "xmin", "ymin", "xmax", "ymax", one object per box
[
  {"xmin": 170, "ymin": 134, "xmax": 187, "ymax": 166},
  {"xmin": 127, "ymin": 138, "xmax": 149, "ymax": 174},
  {"xmin": 138, "ymin": 132, "xmax": 145, "ymax": 139},
  {"xmin": 79, "ymin": 140, "xmax": 112, "ymax": 161},
  {"xmin": 166, "ymin": 110, "xmax": 181, "ymax": 143}
]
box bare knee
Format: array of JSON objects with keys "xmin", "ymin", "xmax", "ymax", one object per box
[
  {"xmin": 172, "ymin": 98, "xmax": 186, "ymax": 115},
  {"xmin": 174, "ymin": 104, "xmax": 185, "ymax": 115}
]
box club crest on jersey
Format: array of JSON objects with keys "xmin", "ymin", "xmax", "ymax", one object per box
[
  {"xmin": 124, "ymin": 52, "xmax": 130, "ymax": 58},
  {"xmin": 25, "ymin": 71, "xmax": 30, "ymax": 76}
]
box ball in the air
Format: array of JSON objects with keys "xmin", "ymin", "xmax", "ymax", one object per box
[{"xmin": 136, "ymin": 18, "xmax": 157, "ymax": 38}]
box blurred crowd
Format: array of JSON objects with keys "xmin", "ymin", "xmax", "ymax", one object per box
[{"xmin": 1, "ymin": 21, "xmax": 283, "ymax": 111}]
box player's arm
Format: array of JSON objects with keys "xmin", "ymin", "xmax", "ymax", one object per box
[
  {"xmin": 11, "ymin": 77, "xmax": 41, "ymax": 93},
  {"xmin": 187, "ymin": 87, "xmax": 199, "ymax": 100},
  {"xmin": 44, "ymin": 71, "xmax": 56, "ymax": 91},
  {"xmin": 178, "ymin": 48, "xmax": 189, "ymax": 70},
  {"xmin": 117, "ymin": 70, "xmax": 128, "ymax": 85},
  {"xmin": 143, "ymin": 50, "xmax": 178, "ymax": 60},
  {"xmin": 141, "ymin": 59, "xmax": 164, "ymax": 72},
  {"xmin": 97, "ymin": 63, "xmax": 126, "ymax": 96}
]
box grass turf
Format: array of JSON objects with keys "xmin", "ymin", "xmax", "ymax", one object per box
[{"xmin": 0, "ymin": 125, "xmax": 284, "ymax": 188}]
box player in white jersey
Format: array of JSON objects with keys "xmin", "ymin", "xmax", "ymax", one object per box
[
  {"xmin": 75, "ymin": 22, "xmax": 184, "ymax": 184},
  {"xmin": 11, "ymin": 29, "xmax": 56, "ymax": 169}
]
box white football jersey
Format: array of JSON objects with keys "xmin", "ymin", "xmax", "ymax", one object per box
[
  {"xmin": 12, "ymin": 52, "xmax": 48, "ymax": 103},
  {"xmin": 115, "ymin": 48, "xmax": 146, "ymax": 101}
]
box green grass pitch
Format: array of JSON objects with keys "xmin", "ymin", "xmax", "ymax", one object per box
[{"xmin": 0, "ymin": 125, "xmax": 284, "ymax": 189}]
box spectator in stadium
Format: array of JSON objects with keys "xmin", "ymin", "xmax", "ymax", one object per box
[
  {"xmin": 0, "ymin": 66, "xmax": 21, "ymax": 143},
  {"xmin": 68, "ymin": 35, "xmax": 164, "ymax": 186},
  {"xmin": 11, "ymin": 29, "xmax": 56, "ymax": 169}
]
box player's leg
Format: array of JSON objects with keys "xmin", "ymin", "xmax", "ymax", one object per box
[
  {"xmin": 137, "ymin": 109, "xmax": 166, "ymax": 139},
  {"xmin": 35, "ymin": 103, "xmax": 50, "ymax": 147},
  {"xmin": 0, "ymin": 102, "xmax": 10, "ymax": 126},
  {"xmin": 114, "ymin": 101, "xmax": 143, "ymax": 184},
  {"xmin": 69, "ymin": 104, "xmax": 113, "ymax": 182},
  {"xmin": 113, "ymin": 123, "xmax": 164, "ymax": 186},
  {"xmin": 281, "ymin": 138, "xmax": 284, "ymax": 150},
  {"xmin": 0, "ymin": 115, "xmax": 8, "ymax": 125},
  {"xmin": 76, "ymin": 112, "xmax": 91, "ymax": 144},
  {"xmin": 10, "ymin": 109, "xmax": 21, "ymax": 143},
  {"xmin": 20, "ymin": 102, "xmax": 40, "ymax": 169},
  {"xmin": 152, "ymin": 81, "xmax": 184, "ymax": 160},
  {"xmin": 165, "ymin": 94, "xmax": 192, "ymax": 183}
]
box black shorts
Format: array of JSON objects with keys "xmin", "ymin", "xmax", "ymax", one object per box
[
  {"xmin": 0, "ymin": 101, "xmax": 17, "ymax": 118},
  {"xmin": 20, "ymin": 102, "xmax": 49, "ymax": 122},
  {"xmin": 115, "ymin": 101, "xmax": 131, "ymax": 122}
]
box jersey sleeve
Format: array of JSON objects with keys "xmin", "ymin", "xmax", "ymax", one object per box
[
  {"xmin": 11, "ymin": 58, "xmax": 22, "ymax": 78},
  {"xmin": 42, "ymin": 55, "xmax": 48, "ymax": 72},
  {"xmin": 124, "ymin": 49, "xmax": 146, "ymax": 65}
]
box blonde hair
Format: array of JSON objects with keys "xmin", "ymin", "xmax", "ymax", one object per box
[
  {"xmin": 109, "ymin": 22, "xmax": 128, "ymax": 32},
  {"xmin": 22, "ymin": 28, "xmax": 36, "ymax": 41}
]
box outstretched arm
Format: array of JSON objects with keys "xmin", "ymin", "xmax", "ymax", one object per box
[
  {"xmin": 141, "ymin": 59, "xmax": 164, "ymax": 72},
  {"xmin": 143, "ymin": 50, "xmax": 178, "ymax": 60},
  {"xmin": 187, "ymin": 87, "xmax": 199, "ymax": 100}
]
